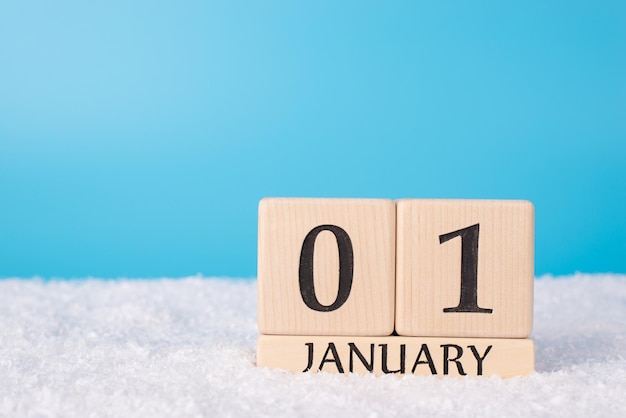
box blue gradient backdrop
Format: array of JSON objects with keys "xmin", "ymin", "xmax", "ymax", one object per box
[{"xmin": 1, "ymin": 1, "xmax": 624, "ymax": 278}]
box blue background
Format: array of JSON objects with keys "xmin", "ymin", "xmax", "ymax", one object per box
[{"xmin": 1, "ymin": 1, "xmax": 624, "ymax": 278}]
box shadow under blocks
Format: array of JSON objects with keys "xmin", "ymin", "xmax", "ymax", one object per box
[{"xmin": 257, "ymin": 198, "xmax": 534, "ymax": 377}]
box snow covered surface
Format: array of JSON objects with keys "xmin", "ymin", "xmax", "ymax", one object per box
[{"xmin": 1, "ymin": 274, "xmax": 625, "ymax": 417}]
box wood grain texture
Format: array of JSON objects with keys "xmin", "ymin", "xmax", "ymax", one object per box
[
  {"xmin": 257, "ymin": 335, "xmax": 535, "ymax": 378},
  {"xmin": 395, "ymin": 199, "xmax": 534, "ymax": 338},
  {"xmin": 258, "ymin": 198, "xmax": 396, "ymax": 336}
]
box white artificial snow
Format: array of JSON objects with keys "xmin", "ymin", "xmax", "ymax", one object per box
[{"xmin": 0, "ymin": 274, "xmax": 625, "ymax": 417}]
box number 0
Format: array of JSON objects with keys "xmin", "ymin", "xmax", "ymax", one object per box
[{"xmin": 298, "ymin": 225, "xmax": 354, "ymax": 312}]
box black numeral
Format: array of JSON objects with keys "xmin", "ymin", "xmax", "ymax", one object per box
[
  {"xmin": 299, "ymin": 225, "xmax": 354, "ymax": 312},
  {"xmin": 439, "ymin": 224, "xmax": 493, "ymax": 314}
]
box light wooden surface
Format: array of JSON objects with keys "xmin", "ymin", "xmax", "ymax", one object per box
[
  {"xmin": 257, "ymin": 335, "xmax": 535, "ymax": 378},
  {"xmin": 258, "ymin": 198, "xmax": 396, "ymax": 335},
  {"xmin": 395, "ymin": 199, "xmax": 534, "ymax": 338}
]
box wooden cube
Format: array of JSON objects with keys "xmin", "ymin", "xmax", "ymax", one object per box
[
  {"xmin": 258, "ymin": 198, "xmax": 396, "ymax": 336},
  {"xmin": 395, "ymin": 199, "xmax": 534, "ymax": 338}
]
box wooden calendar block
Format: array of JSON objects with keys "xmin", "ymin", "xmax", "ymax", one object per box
[
  {"xmin": 258, "ymin": 198, "xmax": 396, "ymax": 336},
  {"xmin": 257, "ymin": 335, "xmax": 535, "ymax": 378},
  {"xmin": 395, "ymin": 199, "xmax": 534, "ymax": 338}
]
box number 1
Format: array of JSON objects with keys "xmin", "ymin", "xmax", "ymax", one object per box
[{"xmin": 439, "ymin": 224, "xmax": 493, "ymax": 314}]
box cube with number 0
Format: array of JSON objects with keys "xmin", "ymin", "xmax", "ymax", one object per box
[
  {"xmin": 395, "ymin": 199, "xmax": 534, "ymax": 338},
  {"xmin": 258, "ymin": 198, "xmax": 396, "ymax": 336}
]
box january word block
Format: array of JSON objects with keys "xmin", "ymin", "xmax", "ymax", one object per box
[
  {"xmin": 258, "ymin": 198, "xmax": 396, "ymax": 336},
  {"xmin": 395, "ymin": 199, "xmax": 534, "ymax": 338},
  {"xmin": 257, "ymin": 335, "xmax": 535, "ymax": 378}
]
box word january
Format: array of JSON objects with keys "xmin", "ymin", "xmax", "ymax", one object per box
[{"xmin": 303, "ymin": 341, "xmax": 493, "ymax": 376}]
